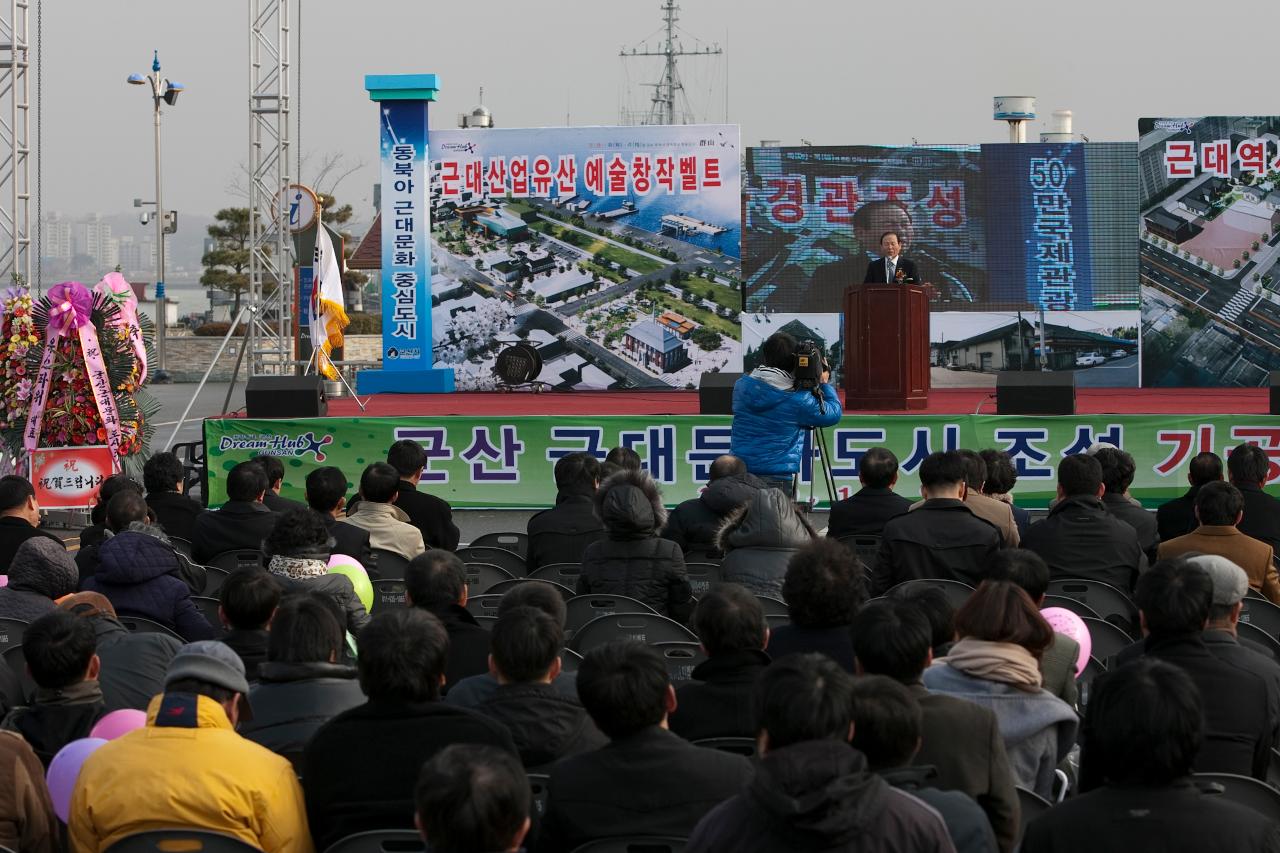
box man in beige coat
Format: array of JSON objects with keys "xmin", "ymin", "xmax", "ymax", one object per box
[{"xmin": 343, "ymin": 462, "xmax": 427, "ymax": 562}]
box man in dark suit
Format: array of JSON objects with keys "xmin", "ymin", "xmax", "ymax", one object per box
[
  {"xmin": 527, "ymin": 453, "xmax": 606, "ymax": 572},
  {"xmin": 538, "ymin": 642, "xmax": 753, "ymax": 853},
  {"xmin": 190, "ymin": 462, "xmax": 280, "ymax": 565},
  {"xmin": 1228, "ymin": 443, "xmax": 1280, "ymax": 554},
  {"xmin": 405, "ymin": 550, "xmax": 490, "ymax": 693},
  {"xmin": 826, "ymin": 447, "xmax": 912, "ymax": 540},
  {"xmin": 143, "ymin": 452, "xmax": 203, "ymax": 542},
  {"xmin": 304, "ymin": 466, "xmax": 373, "ymax": 569},
  {"xmin": 386, "ymin": 439, "xmax": 460, "ymax": 551},
  {"xmin": 1095, "ymin": 446, "xmax": 1159, "ymax": 564},
  {"xmin": 0, "ymin": 475, "xmax": 64, "ymax": 573},
  {"xmin": 1157, "ymin": 451, "xmax": 1222, "ymax": 543},
  {"xmin": 252, "ymin": 456, "xmax": 308, "ymax": 515},
  {"xmin": 863, "ymin": 230, "xmax": 919, "ymax": 285}
]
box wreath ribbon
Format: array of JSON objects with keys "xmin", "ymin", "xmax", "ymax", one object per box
[{"xmin": 94, "ymin": 272, "xmax": 148, "ymax": 386}]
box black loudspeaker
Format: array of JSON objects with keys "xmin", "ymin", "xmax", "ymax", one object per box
[
  {"xmin": 1271, "ymin": 372, "xmax": 1280, "ymax": 415},
  {"xmin": 699, "ymin": 372, "xmax": 741, "ymax": 415},
  {"xmin": 996, "ymin": 371, "xmax": 1075, "ymax": 415},
  {"xmin": 245, "ymin": 375, "xmax": 328, "ymax": 418}
]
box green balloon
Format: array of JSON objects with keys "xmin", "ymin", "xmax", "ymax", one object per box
[{"xmin": 328, "ymin": 563, "xmax": 373, "ymax": 613}]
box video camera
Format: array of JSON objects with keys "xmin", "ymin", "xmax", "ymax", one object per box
[{"xmin": 793, "ymin": 340, "xmax": 829, "ymax": 391}]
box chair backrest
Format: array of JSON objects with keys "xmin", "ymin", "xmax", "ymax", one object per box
[
  {"xmin": 1076, "ymin": 655, "xmax": 1107, "ymax": 709},
  {"xmin": 1196, "ymin": 772, "xmax": 1280, "ymax": 822},
  {"xmin": 568, "ymin": 838, "xmax": 686, "ymax": 853},
  {"xmin": 1015, "ymin": 786, "xmax": 1052, "ymax": 842},
  {"xmin": 464, "ymin": 593, "xmax": 503, "ymax": 619},
  {"xmin": 202, "ymin": 566, "xmax": 233, "ymax": 596},
  {"xmin": 474, "ymin": 614, "xmax": 498, "ymax": 631},
  {"xmin": 369, "ymin": 549, "xmax": 410, "ymax": 582},
  {"xmin": 371, "ymin": 579, "xmax": 407, "ymax": 614},
  {"xmin": 1240, "ymin": 596, "xmax": 1280, "ymax": 642},
  {"xmin": 754, "ymin": 597, "xmax": 789, "ymax": 617},
  {"xmin": 886, "ymin": 578, "xmax": 975, "ymax": 611},
  {"xmin": 835, "ymin": 533, "xmax": 882, "ymax": 565},
  {"xmin": 528, "ymin": 772, "xmax": 551, "ymax": 818},
  {"xmin": 0, "ymin": 618, "xmax": 28, "ymax": 653},
  {"xmin": 1247, "ymin": 587, "xmax": 1268, "ymax": 601},
  {"xmin": 1041, "ymin": 594, "xmax": 1101, "ymax": 621},
  {"xmin": 206, "ymin": 550, "xmax": 265, "ymax": 573},
  {"xmin": 528, "ymin": 563, "xmax": 583, "ymax": 587},
  {"xmin": 560, "ymin": 647, "xmax": 584, "ymax": 672},
  {"xmin": 569, "ymin": 613, "xmax": 698, "ymax": 654},
  {"xmin": 1044, "ymin": 578, "xmax": 1139, "ymax": 637},
  {"xmin": 1238, "ymin": 621, "xmax": 1280, "ymax": 663},
  {"xmin": 692, "ymin": 737, "xmax": 757, "ymax": 758},
  {"xmin": 103, "ymin": 828, "xmax": 266, "ymax": 852},
  {"xmin": 684, "ymin": 562, "xmax": 722, "ymax": 596},
  {"xmin": 118, "ymin": 616, "xmax": 183, "ymax": 639},
  {"xmin": 170, "ymin": 536, "xmax": 195, "ymax": 559},
  {"xmin": 652, "ymin": 640, "xmax": 707, "ymax": 683},
  {"xmin": 456, "ymin": 546, "xmax": 526, "ymax": 577},
  {"xmin": 318, "ymin": 829, "xmax": 425, "ymax": 853},
  {"xmin": 1079, "ymin": 616, "xmax": 1135, "ymax": 663},
  {"xmin": 191, "ymin": 596, "xmax": 227, "ymax": 637},
  {"xmin": 486, "ymin": 577, "xmax": 577, "ymax": 602},
  {"xmin": 470, "ymin": 532, "xmax": 529, "ymax": 558},
  {"xmin": 465, "ymin": 563, "xmax": 517, "ymax": 596},
  {"xmin": 682, "ymin": 550, "xmax": 722, "ymax": 567},
  {"xmin": 565, "ymin": 594, "xmax": 658, "ymax": 635},
  {"xmin": 2, "ymin": 644, "xmax": 33, "ymax": 701}
]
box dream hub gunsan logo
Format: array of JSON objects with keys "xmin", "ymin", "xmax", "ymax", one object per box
[{"xmin": 217, "ymin": 432, "xmax": 334, "ymax": 462}]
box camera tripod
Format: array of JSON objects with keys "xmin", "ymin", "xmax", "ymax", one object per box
[{"xmin": 805, "ymin": 393, "xmax": 839, "ymax": 509}]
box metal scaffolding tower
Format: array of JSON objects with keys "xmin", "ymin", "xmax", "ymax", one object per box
[
  {"xmin": 620, "ymin": 0, "xmax": 721, "ymax": 126},
  {"xmin": 0, "ymin": 0, "xmax": 30, "ymax": 290}
]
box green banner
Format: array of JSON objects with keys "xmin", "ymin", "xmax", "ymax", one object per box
[{"xmin": 203, "ymin": 414, "xmax": 1280, "ymax": 510}]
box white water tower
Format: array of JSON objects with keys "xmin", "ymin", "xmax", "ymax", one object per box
[
  {"xmin": 994, "ymin": 96, "xmax": 1037, "ymax": 143},
  {"xmin": 1040, "ymin": 110, "xmax": 1075, "ymax": 143}
]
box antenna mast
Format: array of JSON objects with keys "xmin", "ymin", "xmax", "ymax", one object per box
[{"xmin": 620, "ymin": 0, "xmax": 721, "ymax": 125}]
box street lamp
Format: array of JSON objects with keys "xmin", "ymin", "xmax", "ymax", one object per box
[{"xmin": 127, "ymin": 51, "xmax": 184, "ymax": 374}]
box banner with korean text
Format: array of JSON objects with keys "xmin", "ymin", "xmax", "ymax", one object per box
[
  {"xmin": 426, "ymin": 125, "xmax": 743, "ymax": 391},
  {"xmin": 203, "ymin": 414, "xmax": 1280, "ymax": 509}
]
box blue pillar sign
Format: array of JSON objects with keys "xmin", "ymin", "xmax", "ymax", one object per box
[{"xmin": 357, "ymin": 73, "xmax": 455, "ymax": 394}]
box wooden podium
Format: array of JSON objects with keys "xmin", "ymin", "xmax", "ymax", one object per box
[{"xmin": 842, "ymin": 284, "xmax": 930, "ymax": 410}]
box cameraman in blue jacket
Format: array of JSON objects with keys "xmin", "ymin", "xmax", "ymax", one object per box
[{"xmin": 730, "ymin": 332, "xmax": 843, "ymax": 495}]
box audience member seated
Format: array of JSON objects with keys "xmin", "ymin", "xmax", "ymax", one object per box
[
  {"xmin": 218, "ymin": 568, "xmax": 282, "ymax": 681},
  {"xmin": 305, "ymin": 466, "xmax": 373, "ymax": 568},
  {"xmin": 1158, "ymin": 481, "xmax": 1280, "ymax": 604},
  {"xmin": 84, "ymin": 492, "xmax": 216, "ymax": 641},
  {"xmin": 984, "ymin": 549, "xmax": 1079, "ymax": 707},
  {"xmin": 1021, "ymin": 453, "xmax": 1145, "ymax": 592},
  {"xmin": 252, "ymin": 455, "xmax": 308, "ymax": 515},
  {"xmin": 767, "ymin": 539, "xmax": 864, "ymax": 672},
  {"xmin": 717, "ymin": 487, "xmax": 816, "ymax": 599},
  {"xmin": 0, "ymin": 610, "xmax": 105, "ymax": 767},
  {"xmin": 1157, "ymin": 451, "xmax": 1224, "ymax": 543},
  {"xmin": 850, "ymin": 675, "xmax": 999, "ymax": 853},
  {"xmin": 446, "ymin": 582, "xmax": 580, "ymax": 707},
  {"xmin": 59, "ymin": 592, "xmax": 181, "ymax": 712},
  {"xmin": 526, "ymin": 452, "xmax": 605, "ymax": 572},
  {"xmin": 826, "ymin": 446, "xmax": 913, "ymax": 540},
  {"xmin": 685, "ymin": 653, "xmax": 952, "ymax": 853},
  {"xmin": 265, "ymin": 507, "xmax": 369, "ymax": 634},
  {"xmin": 405, "ymin": 550, "xmax": 491, "ymax": 691},
  {"xmin": 578, "ymin": 468, "xmax": 694, "ymax": 622},
  {"xmin": 600, "ymin": 445, "xmax": 643, "ymax": 481},
  {"xmin": 922, "ymin": 581, "xmax": 1077, "ymax": 799},
  {"xmin": 662, "ymin": 455, "xmax": 764, "ymax": 558},
  {"xmin": 979, "ymin": 449, "xmax": 1031, "ymax": 541},
  {"xmin": 887, "ymin": 582, "xmax": 957, "ymax": 658},
  {"xmin": 0, "ymin": 730, "xmax": 59, "ymax": 853},
  {"xmin": 0, "ymin": 474, "xmax": 63, "ymax": 573},
  {"xmin": 872, "ymin": 451, "xmax": 1002, "ymax": 596},
  {"xmin": 78, "ymin": 486, "xmax": 206, "ymax": 594},
  {"xmin": 0, "ymin": 536, "xmax": 77, "ymax": 622},
  {"xmin": 143, "ymin": 451, "xmax": 203, "ymax": 542},
  {"xmin": 303, "ymin": 608, "xmax": 516, "ymax": 851},
  {"xmin": 77, "ymin": 474, "xmax": 144, "ymax": 557},
  {"xmin": 1095, "ymin": 446, "xmax": 1159, "ymax": 563},
  {"xmin": 670, "ymin": 584, "xmax": 771, "ymax": 741},
  {"xmin": 474, "ymin": 606, "xmax": 606, "ymax": 768},
  {"xmin": 1228, "ymin": 442, "xmax": 1280, "ymax": 554},
  {"xmin": 240, "ymin": 593, "xmax": 365, "ymax": 761},
  {"xmin": 69, "ymin": 641, "xmax": 311, "ymax": 853},
  {"xmin": 374, "ymin": 438, "xmax": 461, "ymax": 551},
  {"xmin": 190, "ymin": 461, "xmax": 280, "ymax": 565},
  {"xmin": 853, "ymin": 599, "xmax": 1019, "ymax": 853},
  {"xmin": 415, "ymin": 744, "xmax": 531, "ymax": 853},
  {"xmin": 1122, "ymin": 556, "xmax": 1273, "ymax": 778},
  {"xmin": 956, "ymin": 449, "xmax": 1019, "ymax": 546},
  {"xmin": 539, "ymin": 641, "xmax": 753, "ymax": 852},
  {"xmin": 342, "ymin": 462, "xmax": 427, "ymax": 562},
  {"xmin": 1025, "ymin": 659, "xmax": 1280, "ymax": 853}
]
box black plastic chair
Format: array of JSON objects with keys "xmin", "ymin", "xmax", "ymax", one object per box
[
  {"xmin": 118, "ymin": 616, "xmax": 183, "ymax": 640},
  {"xmin": 369, "ymin": 549, "xmax": 410, "ymax": 581},
  {"xmin": 887, "ymin": 578, "xmax": 975, "ymax": 611},
  {"xmin": 465, "ymin": 562, "xmax": 517, "ymax": 596},
  {"xmin": 1238, "ymin": 621, "xmax": 1280, "ymax": 662},
  {"xmin": 1016, "ymin": 787, "xmax": 1053, "ymax": 842},
  {"xmin": 529, "ymin": 563, "xmax": 584, "ymax": 588},
  {"xmin": 486, "ymin": 577, "xmax": 577, "ymax": 601},
  {"xmin": 1045, "ymin": 579, "xmax": 1139, "ymax": 638},
  {"xmin": 1240, "ymin": 596, "xmax": 1280, "ymax": 642},
  {"xmin": 682, "ymin": 550, "xmax": 722, "ymax": 566},
  {"xmin": 835, "ymin": 533, "xmax": 881, "ymax": 565},
  {"xmin": 569, "ymin": 613, "xmax": 698, "ymax": 654},
  {"xmin": 566, "ymin": 594, "xmax": 658, "ymax": 636},
  {"xmin": 1247, "ymin": 587, "xmax": 1268, "ymax": 601},
  {"xmin": 206, "ymin": 550, "xmax": 265, "ymax": 573},
  {"xmin": 1041, "ymin": 594, "xmax": 1101, "ymax": 621},
  {"xmin": 1196, "ymin": 772, "xmax": 1280, "ymax": 822},
  {"xmin": 104, "ymin": 828, "xmax": 265, "ymax": 852},
  {"xmin": 569, "ymin": 839, "xmax": 686, "ymax": 853},
  {"xmin": 475, "ymin": 614, "xmax": 498, "ymax": 631},
  {"xmin": 1076, "ymin": 655, "xmax": 1107, "ymax": 709},
  {"xmin": 464, "ymin": 593, "xmax": 503, "ymax": 619},
  {"xmin": 192, "ymin": 596, "xmax": 226, "ymax": 637},
  {"xmin": 1268, "ymin": 747, "xmax": 1280, "ymax": 792},
  {"xmin": 529, "ymin": 772, "xmax": 551, "ymax": 818},
  {"xmin": 692, "ymin": 737, "xmax": 757, "ymax": 758},
  {"xmin": 561, "ymin": 647, "xmax": 584, "ymax": 672},
  {"xmin": 0, "ymin": 617, "xmax": 28, "ymax": 653},
  {"xmin": 755, "ymin": 597, "xmax": 789, "ymax": 617},
  {"xmin": 2, "ymin": 643, "xmax": 33, "ymax": 701},
  {"xmin": 684, "ymin": 562, "xmax": 722, "ymax": 596},
  {"xmin": 1080, "ymin": 617, "xmax": 1135, "ymax": 664},
  {"xmin": 319, "ymin": 829, "xmax": 424, "ymax": 853},
  {"xmin": 457, "ymin": 546, "xmax": 526, "ymax": 578},
  {"xmin": 653, "ymin": 641, "xmax": 706, "ymax": 683},
  {"xmin": 203, "ymin": 566, "xmax": 232, "ymax": 596},
  {"xmin": 170, "ymin": 536, "xmax": 195, "ymax": 559},
  {"xmin": 470, "ymin": 532, "xmax": 529, "ymax": 558},
  {"xmin": 371, "ymin": 579, "xmax": 407, "ymax": 614}
]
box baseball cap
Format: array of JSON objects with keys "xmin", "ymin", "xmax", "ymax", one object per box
[
  {"xmin": 1186, "ymin": 554, "xmax": 1249, "ymax": 606},
  {"xmin": 58, "ymin": 591, "xmax": 118, "ymax": 619},
  {"xmin": 164, "ymin": 640, "xmax": 254, "ymax": 721}
]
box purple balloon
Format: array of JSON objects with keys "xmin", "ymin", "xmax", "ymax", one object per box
[
  {"xmin": 89, "ymin": 708, "xmax": 147, "ymax": 741},
  {"xmin": 46, "ymin": 737, "xmax": 108, "ymax": 823}
]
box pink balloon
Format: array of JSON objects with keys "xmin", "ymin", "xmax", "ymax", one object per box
[
  {"xmin": 0, "ymin": 574, "xmax": 7, "ymax": 588},
  {"xmin": 327, "ymin": 554, "xmax": 365, "ymax": 575},
  {"xmin": 1040, "ymin": 607, "xmax": 1092, "ymax": 678},
  {"xmin": 46, "ymin": 737, "xmax": 108, "ymax": 823},
  {"xmin": 89, "ymin": 708, "xmax": 147, "ymax": 741}
]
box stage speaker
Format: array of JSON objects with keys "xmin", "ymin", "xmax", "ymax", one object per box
[
  {"xmin": 245, "ymin": 375, "xmax": 328, "ymax": 418},
  {"xmin": 1271, "ymin": 372, "xmax": 1280, "ymax": 415},
  {"xmin": 996, "ymin": 371, "xmax": 1075, "ymax": 415},
  {"xmin": 699, "ymin": 372, "xmax": 741, "ymax": 415}
]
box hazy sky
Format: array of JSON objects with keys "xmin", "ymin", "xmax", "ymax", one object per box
[{"xmin": 43, "ymin": 0, "xmax": 1279, "ymax": 221}]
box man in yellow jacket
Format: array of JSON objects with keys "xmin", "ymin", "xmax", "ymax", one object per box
[{"xmin": 68, "ymin": 641, "xmax": 313, "ymax": 853}]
